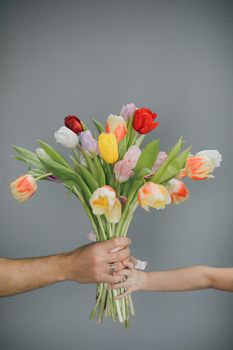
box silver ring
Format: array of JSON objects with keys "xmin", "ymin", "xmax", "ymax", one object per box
[{"xmin": 109, "ymin": 262, "xmax": 115, "ymax": 275}]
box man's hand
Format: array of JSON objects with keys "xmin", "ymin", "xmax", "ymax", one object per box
[
  {"xmin": 64, "ymin": 237, "xmax": 131, "ymax": 284},
  {"xmin": 0, "ymin": 237, "xmax": 131, "ymax": 297}
]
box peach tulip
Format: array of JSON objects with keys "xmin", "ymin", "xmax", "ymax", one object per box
[
  {"xmin": 89, "ymin": 185, "xmax": 121, "ymax": 223},
  {"xmin": 106, "ymin": 114, "xmax": 127, "ymax": 142},
  {"xmin": 10, "ymin": 174, "xmax": 37, "ymax": 202},
  {"xmin": 138, "ymin": 182, "xmax": 171, "ymax": 211}
]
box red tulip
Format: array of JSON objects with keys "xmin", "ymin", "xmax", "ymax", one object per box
[
  {"xmin": 64, "ymin": 115, "xmax": 83, "ymax": 134},
  {"xmin": 132, "ymin": 108, "xmax": 159, "ymax": 134}
]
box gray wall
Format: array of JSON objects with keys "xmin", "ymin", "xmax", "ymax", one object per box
[{"xmin": 1, "ymin": 0, "xmax": 233, "ymax": 349}]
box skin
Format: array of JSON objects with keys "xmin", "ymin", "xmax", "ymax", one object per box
[
  {"xmin": 110, "ymin": 261, "xmax": 233, "ymax": 299},
  {"xmin": 0, "ymin": 237, "xmax": 131, "ymax": 297}
]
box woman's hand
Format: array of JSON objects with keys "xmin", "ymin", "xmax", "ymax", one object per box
[{"xmin": 108, "ymin": 260, "xmax": 148, "ymax": 299}]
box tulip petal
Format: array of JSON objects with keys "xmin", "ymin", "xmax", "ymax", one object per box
[{"xmin": 105, "ymin": 198, "xmax": 122, "ymax": 223}]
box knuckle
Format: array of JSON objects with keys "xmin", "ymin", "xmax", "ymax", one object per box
[{"xmin": 112, "ymin": 238, "xmax": 119, "ymax": 247}]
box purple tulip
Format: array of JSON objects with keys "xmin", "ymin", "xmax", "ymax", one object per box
[
  {"xmin": 152, "ymin": 151, "xmax": 168, "ymax": 173},
  {"xmin": 120, "ymin": 103, "xmax": 136, "ymax": 120},
  {"xmin": 123, "ymin": 145, "xmax": 141, "ymax": 168},
  {"xmin": 47, "ymin": 175, "xmax": 61, "ymax": 183},
  {"xmin": 114, "ymin": 159, "xmax": 134, "ymax": 183},
  {"xmin": 80, "ymin": 130, "xmax": 98, "ymax": 155}
]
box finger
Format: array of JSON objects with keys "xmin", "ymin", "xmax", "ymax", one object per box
[
  {"xmin": 129, "ymin": 256, "xmax": 138, "ymax": 267},
  {"xmin": 109, "ymin": 281, "xmax": 129, "ymax": 289},
  {"xmin": 107, "ymin": 247, "xmax": 130, "ymax": 263},
  {"xmin": 100, "ymin": 237, "xmax": 131, "ymax": 252},
  {"xmin": 105, "ymin": 274, "xmax": 126, "ymax": 285},
  {"xmin": 113, "ymin": 261, "xmax": 125, "ymax": 273},
  {"xmin": 115, "ymin": 269, "xmax": 131, "ymax": 277},
  {"xmin": 123, "ymin": 260, "xmax": 134, "ymax": 270},
  {"xmin": 115, "ymin": 288, "xmax": 132, "ymax": 300}
]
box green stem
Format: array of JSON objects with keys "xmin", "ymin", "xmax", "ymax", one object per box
[
  {"xmin": 115, "ymin": 180, "xmax": 143, "ymax": 237},
  {"xmin": 96, "ymin": 216, "xmax": 107, "ymax": 241},
  {"xmin": 72, "ymin": 186, "xmax": 100, "ymax": 241},
  {"xmin": 89, "ymin": 283, "xmax": 103, "ymax": 320},
  {"xmin": 34, "ymin": 172, "xmax": 53, "ymax": 181}
]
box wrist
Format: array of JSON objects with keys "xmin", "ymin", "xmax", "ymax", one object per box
[
  {"xmin": 59, "ymin": 248, "xmax": 82, "ymax": 282},
  {"xmin": 55, "ymin": 252, "xmax": 72, "ymax": 282},
  {"xmin": 138, "ymin": 271, "xmax": 149, "ymax": 291}
]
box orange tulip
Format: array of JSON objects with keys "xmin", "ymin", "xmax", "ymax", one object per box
[
  {"xmin": 185, "ymin": 155, "xmax": 215, "ymax": 180},
  {"xmin": 106, "ymin": 114, "xmax": 127, "ymax": 143},
  {"xmin": 166, "ymin": 178, "xmax": 189, "ymax": 204},
  {"xmin": 177, "ymin": 150, "xmax": 222, "ymax": 180},
  {"xmin": 10, "ymin": 174, "xmax": 37, "ymax": 202}
]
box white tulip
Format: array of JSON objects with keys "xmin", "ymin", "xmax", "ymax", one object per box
[
  {"xmin": 195, "ymin": 150, "xmax": 222, "ymax": 168},
  {"xmin": 35, "ymin": 148, "xmax": 50, "ymax": 159},
  {"xmin": 54, "ymin": 126, "xmax": 79, "ymax": 148}
]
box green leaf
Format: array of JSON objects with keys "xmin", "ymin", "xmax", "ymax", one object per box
[
  {"xmin": 134, "ymin": 139, "xmax": 160, "ymax": 174},
  {"xmin": 151, "ymin": 137, "xmax": 184, "ymax": 183},
  {"xmin": 38, "ymin": 156, "xmax": 79, "ymax": 188},
  {"xmin": 118, "ymin": 136, "xmax": 127, "ymax": 159},
  {"xmin": 71, "ymin": 158, "xmax": 99, "ymax": 192},
  {"xmin": 36, "ymin": 140, "xmax": 71, "ymax": 168},
  {"xmin": 102, "ymin": 161, "xmax": 112, "ymax": 187},
  {"xmin": 135, "ymin": 168, "xmax": 151, "ymax": 180},
  {"xmin": 158, "ymin": 146, "xmax": 192, "ymax": 183},
  {"xmin": 92, "ymin": 154, "xmax": 106, "ymax": 186},
  {"xmin": 12, "ymin": 146, "xmax": 41, "ymax": 167},
  {"xmin": 92, "ymin": 119, "xmax": 104, "ymax": 134},
  {"xmin": 82, "ymin": 150, "xmax": 97, "ymax": 177}
]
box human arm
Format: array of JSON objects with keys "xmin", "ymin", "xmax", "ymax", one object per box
[
  {"xmin": 0, "ymin": 237, "xmax": 131, "ymax": 297},
  {"xmin": 110, "ymin": 262, "xmax": 233, "ymax": 299}
]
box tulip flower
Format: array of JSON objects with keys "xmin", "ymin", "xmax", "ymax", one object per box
[
  {"xmin": 10, "ymin": 174, "xmax": 37, "ymax": 202},
  {"xmin": 35, "ymin": 148, "xmax": 50, "ymax": 159},
  {"xmin": 138, "ymin": 182, "xmax": 171, "ymax": 211},
  {"xmin": 106, "ymin": 114, "xmax": 127, "ymax": 142},
  {"xmin": 120, "ymin": 103, "xmax": 136, "ymax": 120},
  {"xmin": 114, "ymin": 145, "xmax": 142, "ymax": 183},
  {"xmin": 132, "ymin": 108, "xmax": 159, "ymax": 134},
  {"xmin": 166, "ymin": 178, "xmax": 189, "ymax": 204},
  {"xmin": 178, "ymin": 150, "xmax": 222, "ymax": 180},
  {"xmin": 89, "ymin": 185, "xmax": 121, "ymax": 223},
  {"xmin": 123, "ymin": 145, "xmax": 142, "ymax": 168},
  {"xmin": 114, "ymin": 159, "xmax": 134, "ymax": 183},
  {"xmin": 152, "ymin": 151, "xmax": 168, "ymax": 174},
  {"xmin": 98, "ymin": 132, "xmax": 118, "ymax": 164},
  {"xmin": 54, "ymin": 126, "xmax": 79, "ymax": 148},
  {"xmin": 80, "ymin": 130, "xmax": 98, "ymax": 155},
  {"xmin": 64, "ymin": 115, "xmax": 83, "ymax": 134},
  {"xmin": 195, "ymin": 150, "xmax": 222, "ymax": 168}
]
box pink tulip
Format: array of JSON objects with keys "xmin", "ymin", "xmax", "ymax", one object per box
[
  {"xmin": 123, "ymin": 145, "xmax": 142, "ymax": 168},
  {"xmin": 114, "ymin": 160, "xmax": 134, "ymax": 183}
]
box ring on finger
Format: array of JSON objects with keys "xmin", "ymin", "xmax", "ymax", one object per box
[{"xmin": 109, "ymin": 262, "xmax": 115, "ymax": 275}]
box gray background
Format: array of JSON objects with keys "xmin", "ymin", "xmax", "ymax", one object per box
[{"xmin": 1, "ymin": 0, "xmax": 233, "ymax": 349}]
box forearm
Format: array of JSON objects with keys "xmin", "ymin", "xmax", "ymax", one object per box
[
  {"xmin": 144, "ymin": 266, "xmax": 212, "ymax": 292},
  {"xmin": 0, "ymin": 254, "xmax": 67, "ymax": 297}
]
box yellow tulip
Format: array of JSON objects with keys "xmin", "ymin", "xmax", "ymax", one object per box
[{"xmin": 98, "ymin": 132, "xmax": 118, "ymax": 164}]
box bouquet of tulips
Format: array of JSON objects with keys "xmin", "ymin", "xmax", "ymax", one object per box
[{"xmin": 10, "ymin": 103, "xmax": 222, "ymax": 328}]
